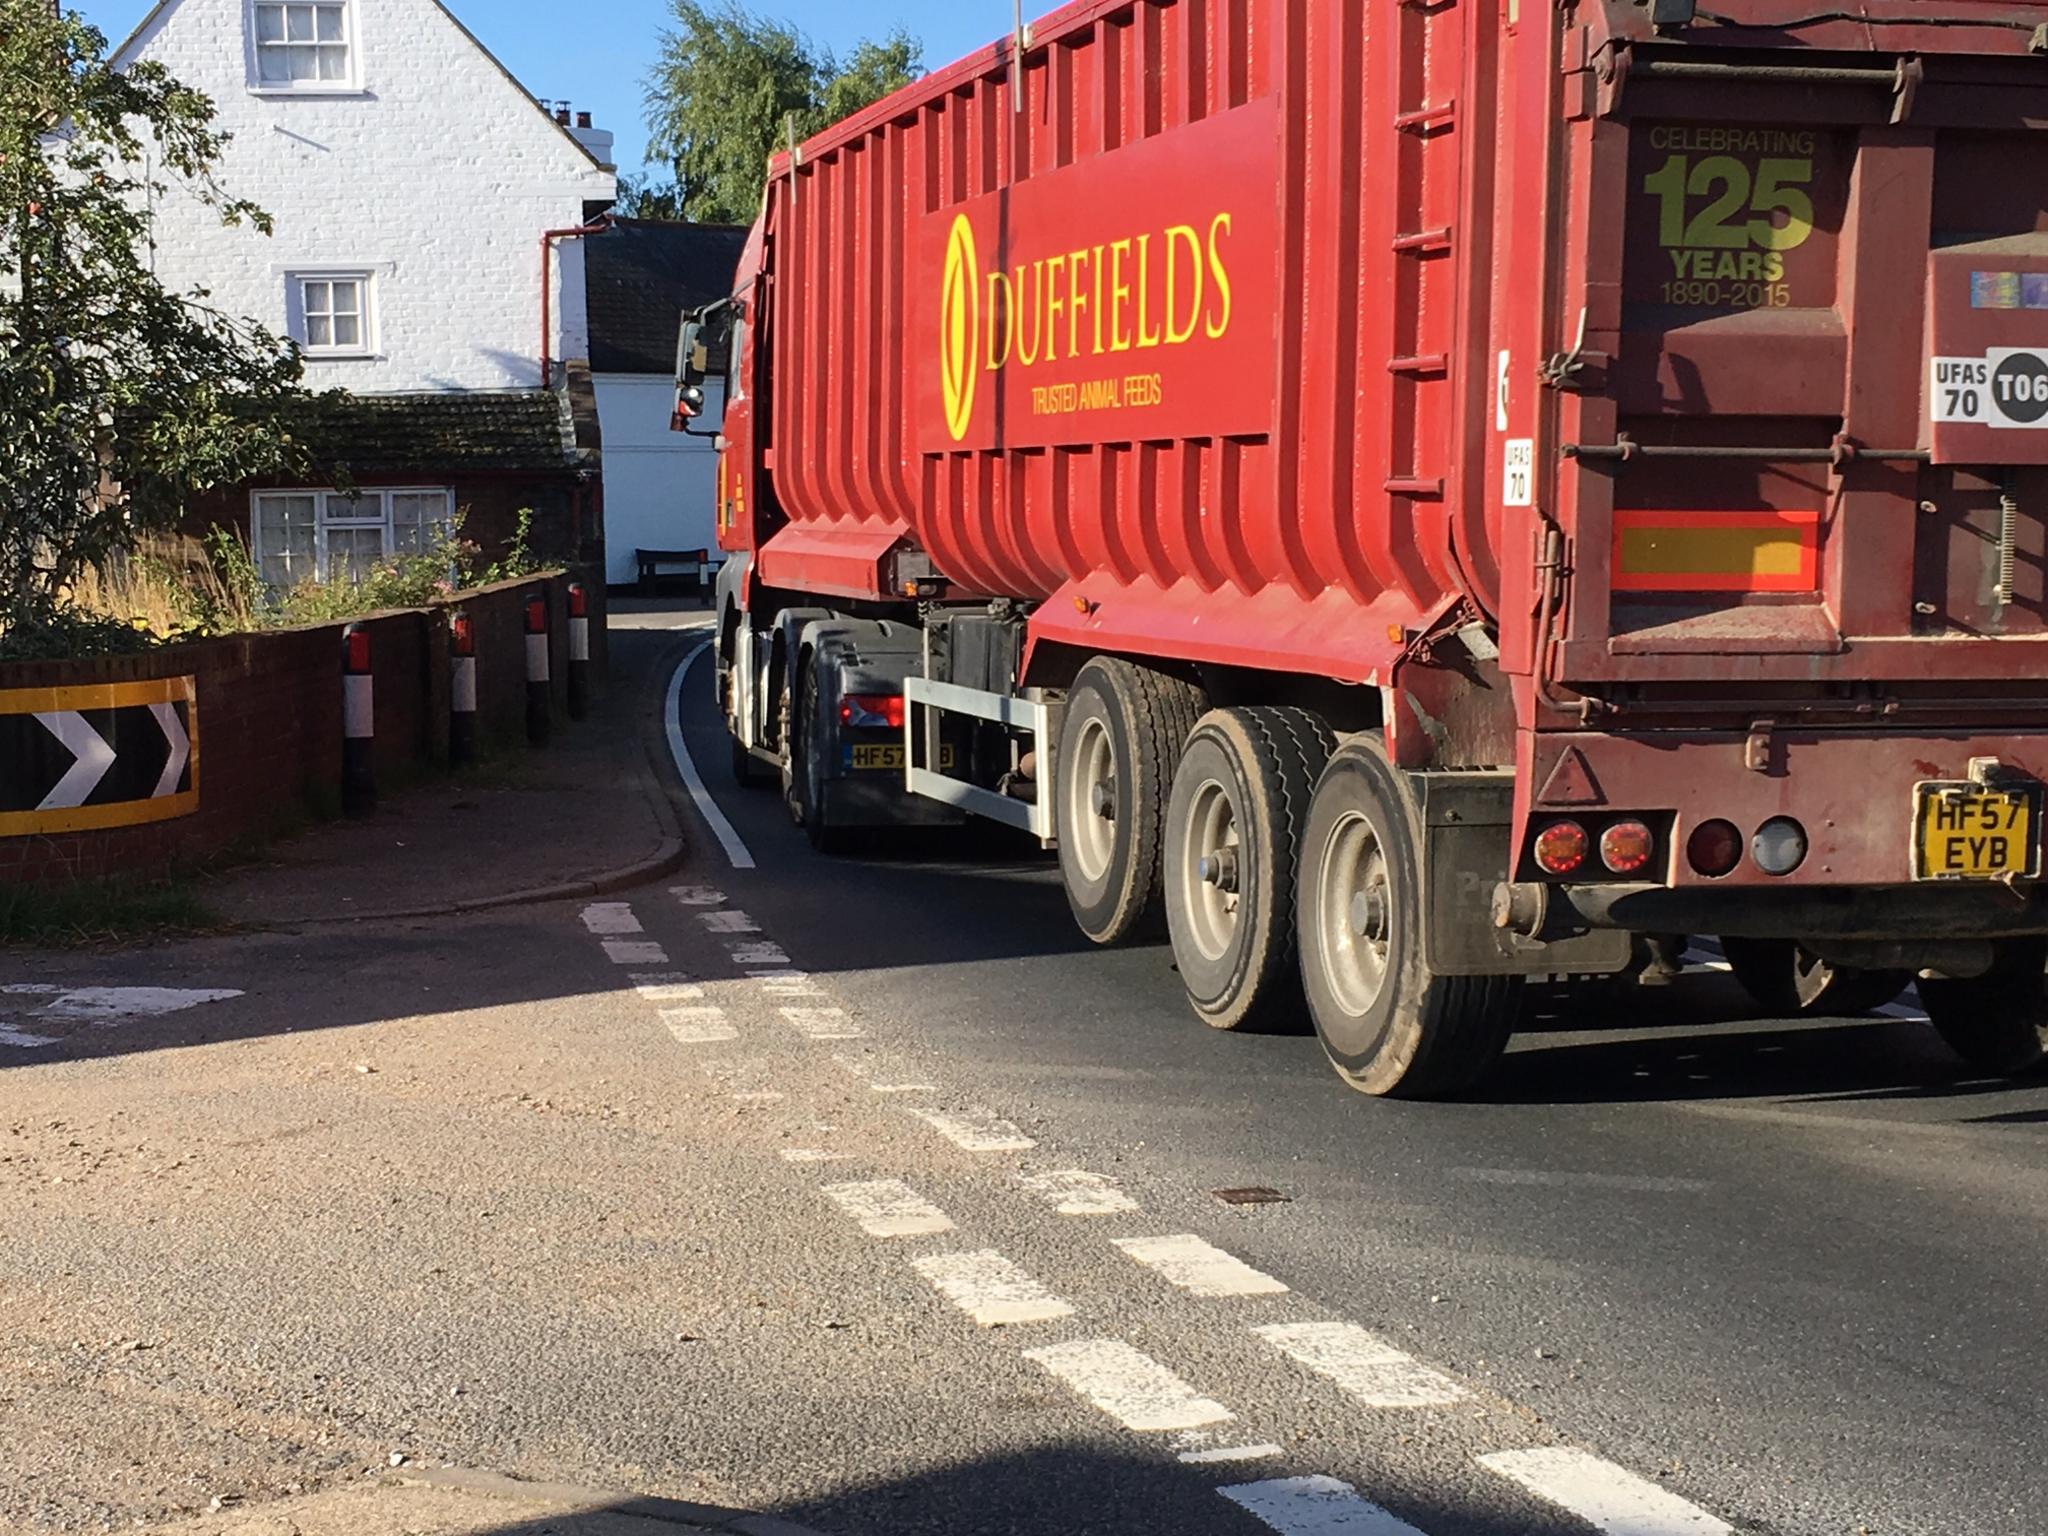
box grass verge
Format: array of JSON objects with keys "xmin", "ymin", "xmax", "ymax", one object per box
[{"xmin": 0, "ymin": 876, "xmax": 228, "ymax": 948}]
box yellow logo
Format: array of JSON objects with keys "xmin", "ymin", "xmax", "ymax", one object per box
[{"xmin": 939, "ymin": 214, "xmax": 979, "ymax": 443}]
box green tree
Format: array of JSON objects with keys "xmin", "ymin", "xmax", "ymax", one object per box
[
  {"xmin": 643, "ymin": 1, "xmax": 921, "ymax": 225},
  {"xmin": 612, "ymin": 169, "xmax": 688, "ymax": 222},
  {"xmin": 0, "ymin": 3, "xmax": 310, "ymax": 634}
]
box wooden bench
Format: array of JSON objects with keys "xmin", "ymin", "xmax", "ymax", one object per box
[{"xmin": 635, "ymin": 547, "xmax": 720, "ymax": 600}]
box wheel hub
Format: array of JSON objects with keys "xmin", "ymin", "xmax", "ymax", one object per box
[
  {"xmin": 1090, "ymin": 778, "xmax": 1118, "ymax": 821},
  {"xmin": 1197, "ymin": 847, "xmax": 1241, "ymax": 894},
  {"xmin": 1349, "ymin": 887, "xmax": 1388, "ymax": 941}
]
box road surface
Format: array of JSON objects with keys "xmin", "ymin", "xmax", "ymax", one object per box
[{"xmin": 4, "ymin": 617, "xmax": 2043, "ymax": 1536}]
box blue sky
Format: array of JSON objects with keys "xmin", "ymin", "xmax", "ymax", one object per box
[{"xmin": 73, "ymin": 0, "xmax": 1013, "ymax": 172}]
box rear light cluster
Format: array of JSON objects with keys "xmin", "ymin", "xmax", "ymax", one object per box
[
  {"xmin": 1530, "ymin": 814, "xmax": 1810, "ymax": 880},
  {"xmin": 840, "ymin": 693, "xmax": 905, "ymax": 730},
  {"xmin": 1529, "ymin": 816, "xmax": 1659, "ymax": 878}
]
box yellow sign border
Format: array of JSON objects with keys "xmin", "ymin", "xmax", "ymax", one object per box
[{"xmin": 0, "ymin": 675, "xmax": 201, "ymax": 838}]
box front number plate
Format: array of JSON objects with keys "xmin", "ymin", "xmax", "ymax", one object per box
[{"xmin": 1913, "ymin": 782, "xmax": 2041, "ymax": 880}]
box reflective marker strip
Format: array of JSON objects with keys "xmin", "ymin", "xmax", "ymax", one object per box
[
  {"xmin": 1612, "ymin": 510, "xmax": 1819, "ymax": 594},
  {"xmin": 452, "ymin": 655, "xmax": 478, "ymax": 713},
  {"xmin": 1477, "ymin": 1448, "xmax": 1734, "ymax": 1535},
  {"xmin": 569, "ymin": 615, "xmax": 591, "ymax": 663},
  {"xmin": 343, "ymin": 674, "xmax": 374, "ymax": 740},
  {"xmin": 1253, "ymin": 1321, "xmax": 1466, "ymax": 1407},
  {"xmin": 911, "ymin": 1250, "xmax": 1075, "ymax": 1326},
  {"xmin": 1115, "ymin": 1234, "xmax": 1288, "ymax": 1297},
  {"xmin": 1218, "ymin": 1476, "xmax": 1430, "ymax": 1536},
  {"xmin": 526, "ymin": 632, "xmax": 550, "ymax": 682},
  {"xmin": 1023, "ymin": 1339, "xmax": 1232, "ymax": 1431}
]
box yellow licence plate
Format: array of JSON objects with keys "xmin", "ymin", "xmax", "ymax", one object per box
[
  {"xmin": 1914, "ymin": 783, "xmax": 2039, "ymax": 880},
  {"xmin": 847, "ymin": 744, "xmax": 954, "ymax": 771}
]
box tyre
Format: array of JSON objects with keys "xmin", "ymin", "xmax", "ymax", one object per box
[
  {"xmin": 1720, "ymin": 936, "xmax": 1910, "ymax": 1018},
  {"xmin": 797, "ymin": 659, "xmax": 854, "ymax": 854},
  {"xmin": 1295, "ymin": 739, "xmax": 1518, "ymax": 1098},
  {"xmin": 1919, "ymin": 937, "xmax": 2048, "ymax": 1076},
  {"xmin": 1165, "ymin": 707, "xmax": 1335, "ymax": 1031},
  {"xmin": 1055, "ymin": 657, "xmax": 1204, "ymax": 944},
  {"xmin": 778, "ymin": 670, "xmax": 803, "ymax": 826}
]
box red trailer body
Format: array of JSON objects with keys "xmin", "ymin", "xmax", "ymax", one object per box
[{"xmin": 699, "ymin": 0, "xmax": 2048, "ymax": 1095}]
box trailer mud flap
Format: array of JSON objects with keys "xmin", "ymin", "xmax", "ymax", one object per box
[{"xmin": 1415, "ymin": 772, "xmax": 1633, "ymax": 977}]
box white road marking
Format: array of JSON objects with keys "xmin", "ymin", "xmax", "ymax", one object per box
[
  {"xmin": 603, "ymin": 939, "xmax": 669, "ymax": 966},
  {"xmin": 907, "ymin": 1106, "xmax": 1036, "ymax": 1152},
  {"xmin": 781, "ymin": 1006, "xmax": 863, "ymax": 1040},
  {"xmin": 0, "ymin": 1026, "xmax": 58, "ymax": 1049},
  {"xmin": 1019, "ymin": 1168, "xmax": 1139, "ymax": 1215},
  {"xmin": 731, "ymin": 1090, "xmax": 785, "ymax": 1103},
  {"xmin": 580, "ymin": 903, "xmax": 642, "ymax": 935},
  {"xmin": 872, "ymin": 1080, "xmax": 939, "ymax": 1093},
  {"xmin": 729, "ymin": 941, "xmax": 791, "ymax": 966},
  {"xmin": 1116, "ymin": 1234, "xmax": 1288, "ymax": 1297},
  {"xmin": 18, "ymin": 987, "xmax": 242, "ymax": 1022},
  {"xmin": 1179, "ymin": 1444, "xmax": 1285, "ymax": 1465},
  {"xmin": 1878, "ymin": 1001, "xmax": 1927, "ymax": 1021},
  {"xmin": 911, "ymin": 1250, "xmax": 1075, "ymax": 1326},
  {"xmin": 1477, "ymin": 1447, "xmax": 1733, "ymax": 1535},
  {"xmin": 1219, "ymin": 1475, "xmax": 1428, "ymax": 1536},
  {"xmin": 781, "ymin": 1149, "xmax": 851, "ymax": 1164},
  {"xmin": 667, "ymin": 642, "xmax": 757, "ymax": 870},
  {"xmin": 750, "ymin": 969, "xmax": 826, "ymax": 995},
  {"xmin": 660, "ymin": 1007, "xmax": 737, "ymax": 1043},
  {"xmin": 700, "ymin": 909, "xmax": 761, "ymax": 933},
  {"xmin": 1022, "ymin": 1339, "xmax": 1232, "ymax": 1431},
  {"xmin": 821, "ymin": 1179, "xmax": 955, "ymax": 1237},
  {"xmin": 1254, "ymin": 1322, "xmax": 1466, "ymax": 1408},
  {"xmin": 670, "ymin": 885, "xmax": 727, "ymax": 906},
  {"xmin": 630, "ymin": 973, "xmax": 704, "ymax": 1002}
]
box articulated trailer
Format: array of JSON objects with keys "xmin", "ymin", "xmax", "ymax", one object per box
[{"xmin": 679, "ymin": 0, "xmax": 2048, "ymax": 1097}]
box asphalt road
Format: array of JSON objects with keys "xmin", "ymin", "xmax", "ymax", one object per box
[
  {"xmin": 3, "ymin": 620, "xmax": 2043, "ymax": 1536},
  {"xmin": 661, "ymin": 623, "xmax": 2048, "ymax": 1536}
]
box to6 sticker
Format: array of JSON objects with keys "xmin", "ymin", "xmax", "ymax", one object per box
[{"xmin": 1933, "ymin": 350, "xmax": 2048, "ymax": 428}]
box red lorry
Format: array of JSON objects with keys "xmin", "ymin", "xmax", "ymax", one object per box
[{"xmin": 678, "ymin": 0, "xmax": 2048, "ymax": 1096}]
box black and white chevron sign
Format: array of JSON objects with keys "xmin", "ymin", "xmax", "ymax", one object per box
[{"xmin": 0, "ymin": 679, "xmax": 198, "ymax": 835}]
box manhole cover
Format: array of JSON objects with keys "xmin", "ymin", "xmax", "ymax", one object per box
[{"xmin": 1212, "ymin": 1186, "xmax": 1291, "ymax": 1206}]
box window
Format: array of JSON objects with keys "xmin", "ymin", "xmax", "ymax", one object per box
[
  {"xmin": 291, "ymin": 273, "xmax": 371, "ymax": 356},
  {"xmin": 253, "ymin": 2, "xmax": 352, "ymax": 87},
  {"xmin": 250, "ymin": 488, "xmax": 453, "ymax": 587}
]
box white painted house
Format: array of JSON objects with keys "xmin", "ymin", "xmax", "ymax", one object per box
[
  {"xmin": 112, "ymin": 0, "xmax": 618, "ymax": 583},
  {"xmin": 583, "ymin": 220, "xmax": 748, "ymax": 588}
]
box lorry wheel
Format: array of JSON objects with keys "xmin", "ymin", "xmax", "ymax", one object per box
[
  {"xmin": 1719, "ymin": 937, "xmax": 1910, "ymax": 1018},
  {"xmin": 1296, "ymin": 739, "xmax": 1517, "ymax": 1098},
  {"xmin": 777, "ymin": 674, "xmax": 803, "ymax": 826},
  {"xmin": 1055, "ymin": 657, "xmax": 1203, "ymax": 944},
  {"xmin": 1919, "ymin": 938, "xmax": 2048, "ymax": 1076},
  {"xmin": 797, "ymin": 660, "xmax": 853, "ymax": 855},
  {"xmin": 1165, "ymin": 708, "xmax": 1334, "ymax": 1031}
]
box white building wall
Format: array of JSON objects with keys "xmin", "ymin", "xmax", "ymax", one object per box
[
  {"xmin": 117, "ymin": 0, "xmax": 616, "ymax": 393},
  {"xmin": 594, "ymin": 375, "xmax": 723, "ymax": 586}
]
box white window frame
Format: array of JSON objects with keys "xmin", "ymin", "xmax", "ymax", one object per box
[
  {"xmin": 286, "ymin": 268, "xmax": 377, "ymax": 359},
  {"xmin": 246, "ymin": 0, "xmax": 363, "ymax": 94},
  {"xmin": 249, "ymin": 487, "xmax": 454, "ymax": 587}
]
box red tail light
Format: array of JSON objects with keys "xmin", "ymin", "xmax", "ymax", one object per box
[
  {"xmin": 1532, "ymin": 820, "xmax": 1589, "ymax": 875},
  {"xmin": 1600, "ymin": 820, "xmax": 1656, "ymax": 875},
  {"xmin": 525, "ymin": 596, "xmax": 548, "ymax": 634},
  {"xmin": 840, "ymin": 693, "xmax": 905, "ymax": 729},
  {"xmin": 343, "ymin": 624, "xmax": 371, "ymax": 674},
  {"xmin": 1687, "ymin": 818, "xmax": 1743, "ymax": 878},
  {"xmin": 567, "ymin": 582, "xmax": 588, "ymax": 618},
  {"xmin": 450, "ymin": 613, "xmax": 474, "ymax": 656}
]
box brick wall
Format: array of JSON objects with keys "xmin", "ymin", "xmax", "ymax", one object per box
[{"xmin": 0, "ymin": 574, "xmax": 592, "ymax": 888}]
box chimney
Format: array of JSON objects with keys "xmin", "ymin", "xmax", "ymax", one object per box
[{"xmin": 560, "ymin": 103, "xmax": 617, "ymax": 173}]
